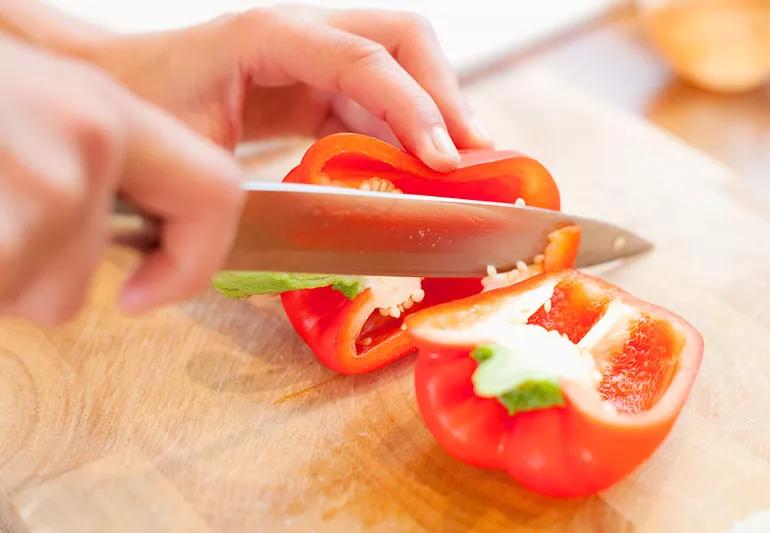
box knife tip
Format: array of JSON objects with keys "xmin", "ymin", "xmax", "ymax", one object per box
[{"xmin": 621, "ymin": 232, "xmax": 654, "ymax": 256}]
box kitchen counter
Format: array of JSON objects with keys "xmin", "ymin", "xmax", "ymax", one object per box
[{"xmin": 3, "ymin": 6, "xmax": 770, "ymax": 532}]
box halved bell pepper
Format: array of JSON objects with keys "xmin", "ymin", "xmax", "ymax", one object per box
[
  {"xmin": 406, "ymin": 270, "xmax": 703, "ymax": 497},
  {"xmin": 279, "ymin": 133, "xmax": 580, "ymax": 374}
]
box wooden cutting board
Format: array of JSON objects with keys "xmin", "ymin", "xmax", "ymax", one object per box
[{"xmin": 3, "ymin": 66, "xmax": 770, "ymax": 533}]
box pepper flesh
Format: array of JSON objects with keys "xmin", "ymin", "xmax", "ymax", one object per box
[
  {"xmin": 280, "ymin": 133, "xmax": 578, "ymax": 374},
  {"xmin": 406, "ymin": 270, "xmax": 703, "ymax": 497}
]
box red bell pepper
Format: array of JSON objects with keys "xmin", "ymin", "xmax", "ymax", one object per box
[
  {"xmin": 405, "ymin": 270, "xmax": 703, "ymax": 497},
  {"xmin": 280, "ymin": 133, "xmax": 580, "ymax": 374}
]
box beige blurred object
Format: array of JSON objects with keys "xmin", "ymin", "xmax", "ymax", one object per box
[{"xmin": 638, "ymin": 0, "xmax": 770, "ymax": 93}]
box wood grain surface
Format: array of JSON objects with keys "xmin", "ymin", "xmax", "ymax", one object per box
[{"xmin": 2, "ymin": 66, "xmax": 770, "ymax": 533}]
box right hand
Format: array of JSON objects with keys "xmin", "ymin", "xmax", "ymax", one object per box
[{"xmin": 0, "ymin": 35, "xmax": 245, "ymax": 325}]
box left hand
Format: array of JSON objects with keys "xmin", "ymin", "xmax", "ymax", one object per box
[
  {"xmin": 0, "ymin": 35, "xmax": 245, "ymax": 323},
  {"xmin": 82, "ymin": 6, "xmax": 492, "ymax": 172}
]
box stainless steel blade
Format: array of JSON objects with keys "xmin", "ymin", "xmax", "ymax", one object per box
[{"xmin": 222, "ymin": 182, "xmax": 652, "ymax": 276}]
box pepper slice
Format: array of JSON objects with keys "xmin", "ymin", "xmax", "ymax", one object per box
[
  {"xmin": 280, "ymin": 133, "xmax": 578, "ymax": 374},
  {"xmin": 406, "ymin": 270, "xmax": 703, "ymax": 497}
]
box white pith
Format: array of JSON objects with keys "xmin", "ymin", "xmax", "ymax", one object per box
[{"xmin": 416, "ymin": 278, "xmax": 644, "ymax": 410}]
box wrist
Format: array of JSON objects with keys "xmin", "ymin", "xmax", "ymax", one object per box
[{"xmin": 0, "ymin": 0, "xmax": 112, "ymax": 59}]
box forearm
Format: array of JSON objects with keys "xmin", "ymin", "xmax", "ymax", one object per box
[{"xmin": 0, "ymin": 0, "xmax": 109, "ymax": 57}]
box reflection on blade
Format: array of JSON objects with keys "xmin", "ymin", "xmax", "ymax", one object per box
[{"xmin": 227, "ymin": 182, "xmax": 652, "ymax": 276}]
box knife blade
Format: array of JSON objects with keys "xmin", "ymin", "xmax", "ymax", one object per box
[{"xmin": 111, "ymin": 181, "xmax": 651, "ymax": 277}]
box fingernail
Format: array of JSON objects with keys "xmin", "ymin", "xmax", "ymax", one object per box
[
  {"xmin": 468, "ymin": 116, "xmax": 493, "ymax": 146},
  {"xmin": 430, "ymin": 125, "xmax": 460, "ymax": 161}
]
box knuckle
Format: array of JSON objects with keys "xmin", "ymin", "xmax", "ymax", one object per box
[
  {"xmin": 251, "ymin": 6, "xmax": 282, "ymax": 22},
  {"xmin": 68, "ymin": 106, "xmax": 120, "ymax": 158},
  {"xmin": 40, "ymin": 172, "xmax": 86, "ymax": 217},
  {"xmin": 343, "ymin": 38, "xmax": 388, "ymax": 67},
  {"xmin": 215, "ymin": 176, "xmax": 245, "ymax": 210},
  {"xmin": 24, "ymin": 168, "xmax": 88, "ymax": 234},
  {"xmin": 189, "ymin": 155, "xmax": 245, "ymax": 215},
  {"xmin": 57, "ymin": 72, "xmax": 125, "ymax": 185},
  {"xmin": 235, "ymin": 6, "xmax": 291, "ymax": 33},
  {"xmin": 394, "ymin": 11, "xmax": 435, "ymax": 37}
]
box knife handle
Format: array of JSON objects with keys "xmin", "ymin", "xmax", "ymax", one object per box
[{"xmin": 110, "ymin": 198, "xmax": 162, "ymax": 254}]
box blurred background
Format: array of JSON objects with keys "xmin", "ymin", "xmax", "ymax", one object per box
[
  {"xmin": 46, "ymin": 0, "xmax": 770, "ymax": 187},
  {"xmin": 42, "ymin": 0, "xmax": 622, "ymax": 71}
]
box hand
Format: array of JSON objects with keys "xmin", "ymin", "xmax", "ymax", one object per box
[
  {"xmin": 84, "ymin": 6, "xmax": 492, "ymax": 171},
  {"xmin": 0, "ymin": 36, "xmax": 244, "ymax": 324}
]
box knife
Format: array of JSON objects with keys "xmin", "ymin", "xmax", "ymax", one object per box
[{"xmin": 111, "ymin": 181, "xmax": 651, "ymax": 277}]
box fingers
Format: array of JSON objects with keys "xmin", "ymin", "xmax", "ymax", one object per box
[
  {"xmin": 1, "ymin": 193, "xmax": 108, "ymax": 325},
  {"xmin": 116, "ymin": 92, "xmax": 245, "ymax": 314},
  {"xmin": 327, "ymin": 95, "xmax": 400, "ymax": 147},
  {"xmin": 352, "ymin": 11, "xmax": 492, "ymax": 149},
  {"xmin": 0, "ymin": 36, "xmax": 245, "ymax": 324},
  {"xmin": 0, "ymin": 139, "xmax": 112, "ymax": 325},
  {"xmin": 234, "ymin": 10, "xmax": 460, "ymax": 172},
  {"xmin": 3, "ymin": 87, "xmax": 245, "ymax": 320},
  {"xmin": 0, "ymin": 49, "xmax": 120, "ymax": 323},
  {"xmin": 328, "ymin": 10, "xmax": 492, "ymax": 151},
  {"xmin": 0, "ymin": 136, "xmax": 83, "ymax": 303}
]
